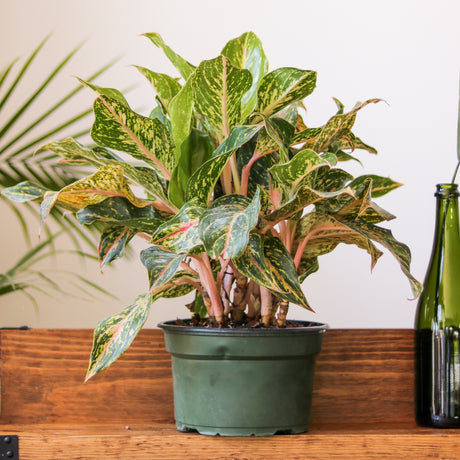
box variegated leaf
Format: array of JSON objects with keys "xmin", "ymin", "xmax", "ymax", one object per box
[
  {"xmin": 1, "ymin": 181, "xmax": 49, "ymax": 202},
  {"xmin": 38, "ymin": 138, "xmax": 172, "ymax": 207},
  {"xmin": 313, "ymin": 168, "xmax": 354, "ymax": 192},
  {"xmin": 343, "ymin": 218, "xmax": 423, "ymax": 298},
  {"xmin": 77, "ymin": 197, "xmax": 163, "ymax": 229},
  {"xmin": 313, "ymin": 99, "xmax": 381, "ymax": 152},
  {"xmin": 350, "ymin": 175, "xmax": 402, "ymax": 198},
  {"xmin": 340, "ymin": 132, "xmax": 378, "ymax": 154},
  {"xmin": 40, "ymin": 165, "xmax": 153, "ymax": 221},
  {"xmin": 193, "ymin": 55, "xmax": 252, "ymax": 140},
  {"xmin": 143, "ymin": 33, "xmax": 195, "ymax": 80},
  {"xmin": 199, "ymin": 189, "xmax": 260, "ymax": 259},
  {"xmin": 256, "ymin": 117, "xmax": 295, "ymax": 156},
  {"xmin": 76, "ymin": 77, "xmax": 129, "ymax": 105},
  {"xmin": 233, "ymin": 233, "xmax": 312, "ymax": 310},
  {"xmin": 269, "ymin": 149, "xmax": 330, "ymax": 191},
  {"xmin": 186, "ymin": 125, "xmax": 261, "ymax": 204},
  {"xmin": 264, "ymin": 185, "xmax": 354, "ymax": 224},
  {"xmin": 255, "ymin": 68, "xmax": 316, "ymax": 119},
  {"xmin": 134, "ymin": 66, "xmax": 181, "ymax": 109},
  {"xmin": 236, "ymin": 140, "xmax": 270, "ymax": 197},
  {"xmin": 85, "ymin": 292, "xmax": 153, "ymax": 380},
  {"xmin": 151, "ymin": 199, "xmax": 205, "ymax": 252},
  {"xmin": 98, "ymin": 225, "xmax": 136, "ymax": 267},
  {"xmin": 298, "ymin": 256, "xmax": 319, "ymax": 283},
  {"xmin": 221, "ymin": 31, "xmax": 268, "ymax": 120},
  {"xmin": 91, "ymin": 95, "xmax": 175, "ymax": 179},
  {"xmin": 294, "ymin": 212, "xmax": 383, "ymax": 269},
  {"xmin": 140, "ymin": 245, "xmax": 184, "ymax": 291}
]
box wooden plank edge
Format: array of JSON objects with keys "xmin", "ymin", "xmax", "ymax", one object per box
[{"xmin": 1, "ymin": 425, "xmax": 459, "ymax": 460}]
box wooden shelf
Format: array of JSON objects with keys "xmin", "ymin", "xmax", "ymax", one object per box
[{"xmin": 1, "ymin": 329, "xmax": 459, "ymax": 459}]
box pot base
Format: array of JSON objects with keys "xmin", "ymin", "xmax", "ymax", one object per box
[{"xmin": 176, "ymin": 421, "xmax": 309, "ymax": 437}]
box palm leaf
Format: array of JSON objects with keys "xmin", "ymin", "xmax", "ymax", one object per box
[{"xmin": 0, "ymin": 35, "xmax": 121, "ymax": 249}]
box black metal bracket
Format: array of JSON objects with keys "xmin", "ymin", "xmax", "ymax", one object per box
[{"xmin": 0, "ymin": 436, "xmax": 18, "ymax": 459}]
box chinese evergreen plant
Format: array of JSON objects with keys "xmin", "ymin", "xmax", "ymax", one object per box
[{"xmin": 2, "ymin": 32, "xmax": 421, "ymax": 379}]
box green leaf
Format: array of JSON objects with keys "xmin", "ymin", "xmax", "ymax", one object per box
[
  {"xmin": 255, "ymin": 68, "xmax": 316, "ymax": 119},
  {"xmin": 350, "ymin": 175, "xmax": 402, "ymax": 198},
  {"xmin": 313, "ymin": 99, "xmax": 381, "ymax": 152},
  {"xmin": 1, "ymin": 181, "xmax": 49, "ymax": 202},
  {"xmin": 168, "ymin": 128, "xmax": 214, "ymax": 208},
  {"xmin": 256, "ymin": 117, "xmax": 295, "ymax": 156},
  {"xmin": 168, "ymin": 76, "xmax": 194, "ymax": 161},
  {"xmin": 193, "ymin": 55, "xmax": 252, "ymax": 140},
  {"xmin": 38, "ymin": 138, "xmax": 172, "ymax": 206},
  {"xmin": 343, "ymin": 218, "xmax": 423, "ymax": 298},
  {"xmin": 91, "ymin": 95, "xmax": 175, "ymax": 179},
  {"xmin": 264, "ymin": 185, "xmax": 354, "ymax": 224},
  {"xmin": 77, "ymin": 196, "xmax": 162, "ymax": 228},
  {"xmin": 186, "ymin": 124, "xmax": 261, "ymax": 204},
  {"xmin": 39, "ymin": 165, "xmax": 152, "ymax": 223},
  {"xmin": 294, "ymin": 212, "xmax": 383, "ymax": 269},
  {"xmin": 151, "ymin": 200, "xmax": 205, "ymax": 252},
  {"xmin": 143, "ymin": 33, "xmax": 195, "ymax": 80},
  {"xmin": 76, "ymin": 77, "xmax": 129, "ymax": 105},
  {"xmin": 221, "ymin": 31, "xmax": 268, "ymax": 121},
  {"xmin": 85, "ymin": 292, "xmax": 153, "ymax": 380},
  {"xmin": 269, "ymin": 149, "xmax": 330, "ymax": 191},
  {"xmin": 140, "ymin": 246, "xmax": 184, "ymax": 291},
  {"xmin": 98, "ymin": 225, "xmax": 135, "ymax": 267},
  {"xmin": 199, "ymin": 189, "xmax": 260, "ymax": 259},
  {"xmin": 233, "ymin": 233, "xmax": 312, "ymax": 310},
  {"xmin": 134, "ymin": 66, "xmax": 181, "ymax": 109}
]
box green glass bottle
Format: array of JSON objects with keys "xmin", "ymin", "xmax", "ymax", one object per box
[{"xmin": 415, "ymin": 183, "xmax": 460, "ymax": 427}]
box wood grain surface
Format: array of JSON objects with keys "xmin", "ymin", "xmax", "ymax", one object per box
[{"xmin": 0, "ymin": 328, "xmax": 457, "ymax": 459}]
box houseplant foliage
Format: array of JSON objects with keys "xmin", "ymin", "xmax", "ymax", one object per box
[
  {"xmin": 3, "ymin": 32, "xmax": 422, "ymax": 380},
  {"xmin": 0, "ymin": 36, "xmax": 118, "ymax": 308}
]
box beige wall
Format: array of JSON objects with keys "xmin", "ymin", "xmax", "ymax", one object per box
[{"xmin": 1, "ymin": 0, "xmax": 459, "ymax": 328}]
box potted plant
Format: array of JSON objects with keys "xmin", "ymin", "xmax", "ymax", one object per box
[{"xmin": 2, "ymin": 32, "xmax": 422, "ymax": 436}]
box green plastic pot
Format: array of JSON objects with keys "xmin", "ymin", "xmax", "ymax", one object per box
[{"xmin": 159, "ymin": 320, "xmax": 328, "ymax": 436}]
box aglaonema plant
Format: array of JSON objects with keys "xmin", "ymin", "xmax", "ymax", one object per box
[{"xmin": 2, "ymin": 32, "xmax": 422, "ymax": 380}]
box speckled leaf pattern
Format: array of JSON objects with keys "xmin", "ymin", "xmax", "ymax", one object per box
[
  {"xmin": 140, "ymin": 245, "xmax": 184, "ymax": 291},
  {"xmin": 350, "ymin": 175, "xmax": 402, "ymax": 198},
  {"xmin": 91, "ymin": 95, "xmax": 175, "ymax": 179},
  {"xmin": 233, "ymin": 233, "xmax": 312, "ymax": 310},
  {"xmin": 269, "ymin": 149, "xmax": 330, "ymax": 191},
  {"xmin": 143, "ymin": 33, "xmax": 195, "ymax": 80},
  {"xmin": 98, "ymin": 225, "xmax": 136, "ymax": 267},
  {"xmin": 255, "ymin": 68, "xmax": 316, "ymax": 119},
  {"xmin": 313, "ymin": 99, "xmax": 381, "ymax": 152},
  {"xmin": 256, "ymin": 117, "xmax": 295, "ymax": 155},
  {"xmin": 221, "ymin": 31, "xmax": 268, "ymax": 121},
  {"xmin": 151, "ymin": 200, "xmax": 205, "ymax": 252},
  {"xmin": 186, "ymin": 125, "xmax": 261, "ymax": 204},
  {"xmin": 343, "ymin": 218, "xmax": 423, "ymax": 298},
  {"xmin": 1, "ymin": 181, "xmax": 49, "ymax": 202},
  {"xmin": 40, "ymin": 165, "xmax": 152, "ymax": 223},
  {"xmin": 76, "ymin": 78, "xmax": 129, "ymax": 105},
  {"xmin": 85, "ymin": 292, "xmax": 153, "ymax": 381},
  {"xmin": 193, "ymin": 56, "xmax": 252, "ymax": 140},
  {"xmin": 38, "ymin": 138, "xmax": 171, "ymax": 205},
  {"xmin": 199, "ymin": 189, "xmax": 260, "ymax": 259},
  {"xmin": 265, "ymin": 185, "xmax": 354, "ymax": 224},
  {"xmin": 294, "ymin": 212, "xmax": 383, "ymax": 268},
  {"xmin": 134, "ymin": 66, "xmax": 181, "ymax": 109},
  {"xmin": 77, "ymin": 197, "xmax": 163, "ymax": 233}
]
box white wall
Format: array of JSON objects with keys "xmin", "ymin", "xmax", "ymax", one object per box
[{"xmin": 1, "ymin": 0, "xmax": 459, "ymax": 329}]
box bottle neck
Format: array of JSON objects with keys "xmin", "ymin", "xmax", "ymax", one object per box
[{"xmin": 433, "ymin": 184, "xmax": 460, "ymax": 251}]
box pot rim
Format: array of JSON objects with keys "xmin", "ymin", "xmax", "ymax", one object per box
[{"xmin": 158, "ymin": 319, "xmax": 329, "ymax": 336}]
